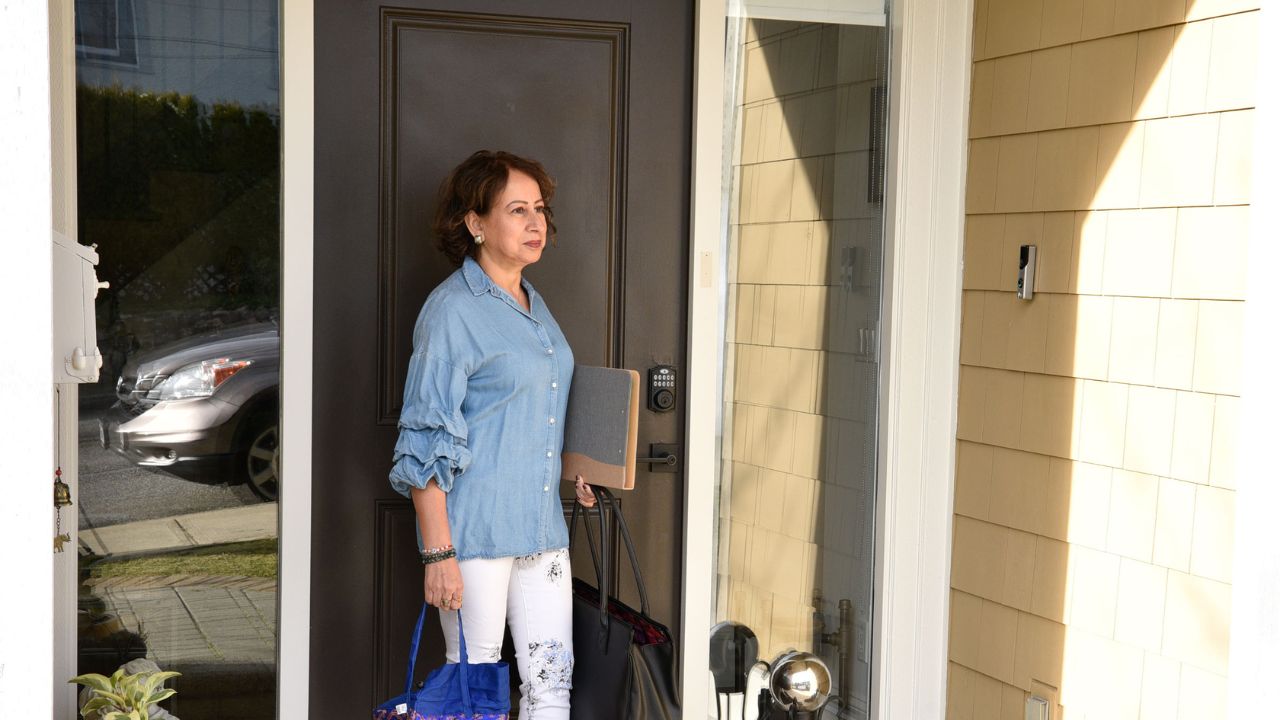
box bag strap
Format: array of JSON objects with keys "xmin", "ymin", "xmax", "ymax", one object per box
[
  {"xmin": 570, "ymin": 498, "xmax": 605, "ymax": 583},
  {"xmin": 403, "ymin": 603, "xmax": 428, "ymax": 695},
  {"xmin": 597, "ymin": 487, "xmax": 651, "ymax": 616},
  {"xmin": 596, "ymin": 487, "xmax": 651, "ymax": 616},
  {"xmin": 578, "ymin": 494, "xmax": 613, "ymax": 639},
  {"xmin": 569, "ymin": 489, "xmax": 653, "ymax": 638},
  {"xmin": 456, "ymin": 609, "xmax": 474, "ymax": 712},
  {"xmin": 401, "ymin": 605, "xmax": 475, "ymax": 715}
]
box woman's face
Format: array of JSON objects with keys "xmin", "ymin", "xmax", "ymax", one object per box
[{"xmin": 468, "ymin": 170, "xmax": 548, "ymax": 269}]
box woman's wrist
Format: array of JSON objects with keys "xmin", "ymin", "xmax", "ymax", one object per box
[{"xmin": 421, "ymin": 546, "xmax": 457, "ymax": 565}]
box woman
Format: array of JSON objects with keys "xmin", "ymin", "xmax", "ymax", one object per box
[{"xmin": 389, "ymin": 150, "xmax": 595, "ymax": 719}]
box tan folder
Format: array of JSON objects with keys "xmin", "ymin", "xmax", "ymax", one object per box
[{"xmin": 560, "ymin": 366, "xmax": 641, "ymax": 491}]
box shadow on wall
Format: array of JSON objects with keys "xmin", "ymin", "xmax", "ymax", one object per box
[{"xmin": 948, "ymin": 0, "xmax": 1252, "ymax": 717}]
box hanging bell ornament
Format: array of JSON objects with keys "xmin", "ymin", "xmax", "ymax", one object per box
[{"xmin": 53, "ymin": 468, "xmax": 73, "ymax": 508}]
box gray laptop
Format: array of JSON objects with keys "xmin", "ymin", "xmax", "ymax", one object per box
[{"xmin": 560, "ymin": 365, "xmax": 640, "ymax": 491}]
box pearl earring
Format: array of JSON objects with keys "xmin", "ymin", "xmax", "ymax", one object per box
[{"xmin": 474, "ymin": 233, "xmax": 484, "ymax": 245}]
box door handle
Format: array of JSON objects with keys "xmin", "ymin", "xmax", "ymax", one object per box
[
  {"xmin": 636, "ymin": 443, "xmax": 680, "ymax": 473},
  {"xmin": 637, "ymin": 454, "xmax": 677, "ymax": 466}
]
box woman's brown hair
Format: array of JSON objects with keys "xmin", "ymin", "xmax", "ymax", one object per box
[{"xmin": 433, "ymin": 150, "xmax": 557, "ymax": 267}]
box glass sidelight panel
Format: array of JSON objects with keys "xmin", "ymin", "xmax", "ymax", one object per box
[
  {"xmin": 713, "ymin": 5, "xmax": 889, "ymax": 719},
  {"xmin": 74, "ymin": 1, "xmax": 280, "ymax": 718}
]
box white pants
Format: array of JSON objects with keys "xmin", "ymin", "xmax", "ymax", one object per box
[{"xmin": 440, "ymin": 548, "xmax": 574, "ymax": 719}]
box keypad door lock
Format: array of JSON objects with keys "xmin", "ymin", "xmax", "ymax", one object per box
[{"xmin": 647, "ymin": 365, "xmax": 677, "ymax": 413}]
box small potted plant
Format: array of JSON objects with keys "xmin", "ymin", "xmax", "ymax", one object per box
[{"xmin": 70, "ymin": 659, "xmax": 181, "ymax": 720}]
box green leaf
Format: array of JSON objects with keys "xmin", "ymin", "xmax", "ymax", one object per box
[
  {"xmin": 96, "ymin": 692, "xmax": 128, "ymax": 707},
  {"xmin": 69, "ymin": 674, "xmax": 113, "ymax": 693},
  {"xmin": 81, "ymin": 697, "xmax": 115, "ymax": 715},
  {"xmin": 142, "ymin": 671, "xmax": 180, "ymax": 695},
  {"xmin": 146, "ymin": 688, "xmax": 177, "ymax": 705},
  {"xmin": 109, "ymin": 667, "xmax": 126, "ymax": 687},
  {"xmin": 129, "ymin": 679, "xmax": 147, "ymax": 708}
]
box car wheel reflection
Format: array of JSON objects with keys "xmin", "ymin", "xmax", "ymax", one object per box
[{"xmin": 245, "ymin": 423, "xmax": 279, "ymax": 501}]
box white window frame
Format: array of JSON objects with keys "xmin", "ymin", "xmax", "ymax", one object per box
[
  {"xmin": 278, "ymin": 0, "xmax": 314, "ymax": 716},
  {"xmin": 867, "ymin": 0, "xmax": 970, "ymax": 712}
]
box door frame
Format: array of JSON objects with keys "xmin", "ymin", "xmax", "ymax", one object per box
[
  {"xmin": 280, "ymin": 0, "xmax": 973, "ymax": 718},
  {"xmin": 279, "ymin": 0, "xmax": 314, "ymax": 715}
]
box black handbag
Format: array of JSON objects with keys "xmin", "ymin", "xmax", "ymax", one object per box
[{"xmin": 569, "ymin": 486, "xmax": 681, "ymax": 720}]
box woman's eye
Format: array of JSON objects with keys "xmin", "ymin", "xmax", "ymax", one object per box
[{"xmin": 513, "ymin": 207, "xmax": 525, "ymax": 215}]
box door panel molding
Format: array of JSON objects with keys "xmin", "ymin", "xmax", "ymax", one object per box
[
  {"xmin": 371, "ymin": 500, "xmax": 430, "ymax": 703},
  {"xmin": 376, "ymin": 8, "xmax": 631, "ymax": 424}
]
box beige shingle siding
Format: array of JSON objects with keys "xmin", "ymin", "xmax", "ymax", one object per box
[{"xmin": 949, "ymin": 0, "xmax": 1256, "ymax": 717}]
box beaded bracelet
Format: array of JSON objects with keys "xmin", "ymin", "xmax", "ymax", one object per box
[{"xmin": 421, "ymin": 547, "xmax": 457, "ymax": 565}]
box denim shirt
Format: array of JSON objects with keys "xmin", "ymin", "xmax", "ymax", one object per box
[{"xmin": 389, "ymin": 255, "xmax": 575, "ymax": 560}]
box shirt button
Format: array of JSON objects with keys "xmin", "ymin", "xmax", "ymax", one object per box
[
  {"xmin": 546, "ymin": 451, "xmax": 553, "ymax": 457},
  {"xmin": 546, "ymin": 348, "xmax": 554, "ymax": 355},
  {"xmin": 543, "ymin": 485, "xmax": 550, "ymax": 492},
  {"xmin": 552, "ymin": 382, "xmax": 558, "ymax": 389},
  {"xmin": 549, "ymin": 417, "xmax": 555, "ymax": 424}
]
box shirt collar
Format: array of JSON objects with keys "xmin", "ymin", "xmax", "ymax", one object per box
[
  {"xmin": 462, "ymin": 255, "xmax": 491, "ymax": 296},
  {"xmin": 461, "ymin": 255, "xmax": 539, "ymax": 314}
]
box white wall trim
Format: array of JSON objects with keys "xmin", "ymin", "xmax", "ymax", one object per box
[
  {"xmin": 684, "ymin": 2, "xmax": 727, "ymax": 718},
  {"xmin": 55, "ymin": 384, "xmax": 80, "ymax": 718},
  {"xmin": 1227, "ymin": 4, "xmax": 1279, "ymax": 717},
  {"xmin": 0, "ymin": 1, "xmax": 55, "ymax": 717},
  {"xmin": 278, "ymin": 0, "xmax": 315, "ymax": 715},
  {"xmin": 870, "ymin": 0, "xmax": 970, "ymax": 715},
  {"xmin": 49, "ymin": 0, "xmax": 82, "ymax": 714}
]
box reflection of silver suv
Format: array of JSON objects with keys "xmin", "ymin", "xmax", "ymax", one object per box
[{"xmin": 99, "ymin": 322, "xmax": 279, "ymax": 500}]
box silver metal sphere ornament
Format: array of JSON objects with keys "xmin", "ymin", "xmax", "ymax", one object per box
[{"xmin": 767, "ymin": 650, "xmax": 832, "ymax": 713}]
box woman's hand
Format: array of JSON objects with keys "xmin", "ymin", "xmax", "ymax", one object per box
[
  {"xmin": 425, "ymin": 557, "xmax": 464, "ymax": 610},
  {"xmin": 574, "ymin": 474, "xmax": 597, "ymax": 508}
]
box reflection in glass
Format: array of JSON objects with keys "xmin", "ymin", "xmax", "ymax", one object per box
[
  {"xmin": 75, "ymin": 1, "xmax": 280, "ymax": 717},
  {"xmin": 714, "ymin": 13, "xmax": 888, "ymax": 720}
]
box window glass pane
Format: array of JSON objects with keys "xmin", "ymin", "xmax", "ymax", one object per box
[
  {"xmin": 75, "ymin": 1, "xmax": 280, "ymax": 718},
  {"xmin": 712, "ymin": 7, "xmax": 889, "ymax": 719},
  {"xmin": 76, "ymin": 0, "xmax": 139, "ymax": 63},
  {"xmin": 76, "ymin": 0, "xmax": 119, "ymax": 51}
]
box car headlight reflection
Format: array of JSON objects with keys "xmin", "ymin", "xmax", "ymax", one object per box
[{"xmin": 147, "ymin": 358, "xmax": 252, "ymax": 401}]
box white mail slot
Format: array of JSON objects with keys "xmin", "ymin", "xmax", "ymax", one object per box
[{"xmin": 52, "ymin": 230, "xmax": 106, "ymax": 383}]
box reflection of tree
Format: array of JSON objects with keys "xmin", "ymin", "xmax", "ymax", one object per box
[
  {"xmin": 77, "ymin": 85, "xmax": 278, "ymax": 222},
  {"xmin": 76, "ymin": 85, "xmax": 280, "ymax": 395}
]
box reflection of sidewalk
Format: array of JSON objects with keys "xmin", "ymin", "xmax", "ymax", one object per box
[
  {"xmin": 86, "ymin": 572, "xmax": 278, "ymax": 719},
  {"xmin": 87, "ymin": 574, "xmax": 277, "ymax": 667},
  {"xmin": 80, "ymin": 503, "xmax": 278, "ymax": 557},
  {"xmin": 80, "ymin": 504, "xmax": 279, "ymax": 718}
]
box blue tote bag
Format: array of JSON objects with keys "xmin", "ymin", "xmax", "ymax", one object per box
[{"xmin": 373, "ymin": 605, "xmax": 510, "ymax": 720}]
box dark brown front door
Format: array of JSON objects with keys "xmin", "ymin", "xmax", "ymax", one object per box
[{"xmin": 311, "ymin": 0, "xmax": 693, "ymax": 713}]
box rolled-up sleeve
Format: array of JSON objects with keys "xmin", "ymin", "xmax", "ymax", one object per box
[{"xmin": 389, "ymin": 351, "xmax": 472, "ymax": 496}]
